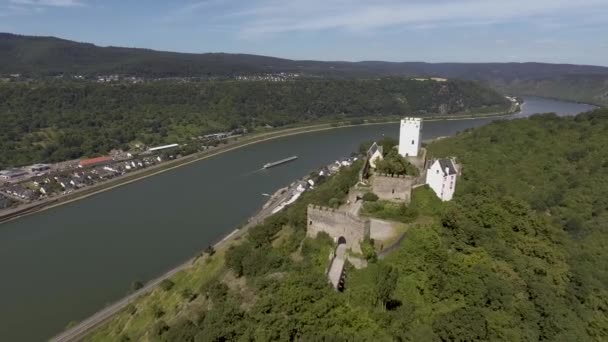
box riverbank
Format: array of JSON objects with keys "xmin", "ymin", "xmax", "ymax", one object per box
[
  {"xmin": 50, "ymin": 157, "xmax": 324, "ymax": 342},
  {"xmin": 76, "ymin": 155, "xmax": 362, "ymax": 342},
  {"xmin": 0, "ymin": 107, "xmax": 520, "ymax": 226}
]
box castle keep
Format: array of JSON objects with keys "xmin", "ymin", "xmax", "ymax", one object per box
[{"xmin": 398, "ymin": 117, "xmax": 422, "ymax": 157}]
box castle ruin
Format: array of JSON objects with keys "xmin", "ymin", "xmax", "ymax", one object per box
[
  {"xmin": 371, "ymin": 173, "xmax": 418, "ymax": 203},
  {"xmin": 306, "ymin": 204, "xmax": 370, "ymax": 254}
]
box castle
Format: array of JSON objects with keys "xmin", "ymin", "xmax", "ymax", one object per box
[
  {"xmin": 305, "ymin": 116, "xmax": 460, "ymax": 290},
  {"xmin": 307, "ymin": 118, "xmax": 426, "ymax": 257}
]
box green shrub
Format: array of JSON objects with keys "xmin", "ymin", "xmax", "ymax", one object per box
[
  {"xmin": 152, "ymin": 304, "xmax": 165, "ymax": 319},
  {"xmin": 130, "ymin": 280, "xmax": 144, "ymax": 292},
  {"xmin": 205, "ymin": 245, "xmax": 216, "ymax": 256},
  {"xmin": 362, "ymin": 192, "xmax": 379, "ymax": 202},
  {"xmin": 151, "ymin": 320, "xmax": 169, "ymax": 336},
  {"xmin": 375, "ymin": 149, "xmax": 419, "ymax": 176},
  {"xmin": 361, "ymin": 239, "xmax": 377, "ymax": 262},
  {"xmin": 328, "ymin": 198, "xmax": 341, "ymax": 208},
  {"xmin": 159, "ymin": 279, "xmax": 175, "ymax": 292},
  {"xmin": 125, "ymin": 304, "xmax": 137, "ymax": 316},
  {"xmin": 179, "ymin": 288, "xmax": 196, "ymax": 302},
  {"xmin": 200, "ymin": 280, "xmax": 229, "ymax": 302}
]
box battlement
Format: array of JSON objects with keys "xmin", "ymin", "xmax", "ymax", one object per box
[
  {"xmin": 307, "ymin": 204, "xmax": 370, "ymax": 254},
  {"xmin": 399, "ymin": 117, "xmax": 423, "ymax": 158},
  {"xmin": 401, "ymin": 117, "xmax": 422, "ymax": 124},
  {"xmin": 372, "ymin": 172, "xmax": 416, "ymax": 179},
  {"xmin": 308, "ymin": 204, "xmax": 334, "ymax": 211},
  {"xmin": 307, "ymin": 204, "xmax": 364, "ymax": 221}
]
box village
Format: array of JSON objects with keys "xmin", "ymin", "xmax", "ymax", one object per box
[
  {"xmin": 0, "ymin": 128, "xmax": 247, "ymax": 214},
  {"xmin": 305, "ymin": 117, "xmax": 460, "ymax": 290},
  {"xmin": 1, "ymin": 72, "xmax": 304, "ymax": 84}
]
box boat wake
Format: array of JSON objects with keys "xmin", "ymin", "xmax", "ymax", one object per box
[{"xmin": 239, "ymin": 167, "xmax": 265, "ymax": 177}]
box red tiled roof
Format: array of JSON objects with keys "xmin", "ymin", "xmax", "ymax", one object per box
[{"xmin": 79, "ymin": 156, "xmax": 112, "ymax": 167}]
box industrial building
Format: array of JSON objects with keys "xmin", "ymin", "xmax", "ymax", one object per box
[
  {"xmin": 0, "ymin": 169, "xmax": 28, "ymax": 181},
  {"xmin": 30, "ymin": 164, "xmax": 51, "ymax": 173},
  {"xmin": 148, "ymin": 144, "xmax": 179, "ymax": 152}
]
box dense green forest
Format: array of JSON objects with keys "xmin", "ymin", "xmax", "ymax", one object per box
[
  {"xmin": 90, "ymin": 109, "xmax": 608, "ymax": 341},
  {"xmin": 491, "ymin": 74, "xmax": 608, "ymax": 108},
  {"xmin": 0, "ymin": 78, "xmax": 508, "ymax": 168}
]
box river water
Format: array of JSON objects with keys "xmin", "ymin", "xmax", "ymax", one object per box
[{"xmin": 0, "ymin": 97, "xmax": 597, "ymax": 341}]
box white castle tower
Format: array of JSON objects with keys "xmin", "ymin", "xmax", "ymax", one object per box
[{"xmin": 398, "ymin": 117, "xmax": 422, "ymax": 157}]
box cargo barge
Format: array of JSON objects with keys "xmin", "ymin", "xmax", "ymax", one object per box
[{"xmin": 263, "ymin": 156, "xmax": 298, "ymax": 169}]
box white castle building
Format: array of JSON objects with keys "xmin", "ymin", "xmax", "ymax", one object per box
[
  {"xmin": 398, "ymin": 117, "xmax": 422, "ymax": 157},
  {"xmin": 426, "ymin": 159, "xmax": 459, "ymax": 201}
]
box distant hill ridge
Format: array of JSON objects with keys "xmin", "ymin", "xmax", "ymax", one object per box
[
  {"xmin": 2, "ymin": 32, "xmax": 608, "ymax": 78},
  {"xmin": 1, "ymin": 32, "xmax": 608, "ymax": 105}
]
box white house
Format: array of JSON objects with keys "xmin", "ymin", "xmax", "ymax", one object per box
[
  {"xmin": 399, "ymin": 118, "xmax": 422, "ymax": 157},
  {"xmin": 367, "ymin": 142, "xmax": 384, "ymax": 169},
  {"xmin": 426, "ymin": 159, "xmax": 458, "ymax": 201}
]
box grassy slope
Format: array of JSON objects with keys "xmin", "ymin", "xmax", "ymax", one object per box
[{"xmin": 85, "ymin": 161, "xmax": 366, "ymax": 341}]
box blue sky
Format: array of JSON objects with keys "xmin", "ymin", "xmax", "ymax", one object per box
[{"xmin": 1, "ymin": 0, "xmax": 608, "ymax": 66}]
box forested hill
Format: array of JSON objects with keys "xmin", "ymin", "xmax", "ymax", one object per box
[
  {"xmin": 0, "ymin": 33, "xmax": 298, "ymax": 78},
  {"xmin": 2, "ymin": 33, "xmax": 608, "ymax": 105},
  {"xmin": 0, "ymin": 78, "xmax": 509, "ymax": 168},
  {"xmin": 3, "ymin": 33, "xmax": 607, "ymax": 79},
  {"xmin": 88, "ymin": 109, "xmax": 608, "ymax": 341}
]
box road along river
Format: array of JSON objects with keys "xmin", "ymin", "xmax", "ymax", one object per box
[{"xmin": 0, "ymin": 97, "xmax": 596, "ymax": 341}]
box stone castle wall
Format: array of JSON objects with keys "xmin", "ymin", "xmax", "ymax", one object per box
[
  {"xmin": 307, "ymin": 204, "xmax": 370, "ymax": 253},
  {"xmin": 371, "ymin": 173, "xmax": 417, "ymax": 203}
]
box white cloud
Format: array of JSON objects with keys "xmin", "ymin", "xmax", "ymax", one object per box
[
  {"xmin": 1, "ymin": 0, "xmax": 83, "ymax": 16},
  {"xmin": 163, "ymin": 0, "xmax": 228, "ymax": 23},
  {"xmin": 9, "ymin": 0, "xmax": 83, "ymax": 7},
  {"xmin": 208, "ymin": 0, "xmax": 608, "ymax": 38}
]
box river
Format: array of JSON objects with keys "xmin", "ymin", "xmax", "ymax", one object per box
[{"xmin": 0, "ymin": 97, "xmax": 597, "ymax": 341}]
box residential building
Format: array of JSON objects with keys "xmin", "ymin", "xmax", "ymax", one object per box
[
  {"xmin": 0, "ymin": 194, "xmax": 13, "ymax": 209},
  {"xmin": 6, "ymin": 185, "xmax": 37, "ymax": 200},
  {"xmin": 426, "ymin": 158, "xmax": 459, "ymax": 201}
]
